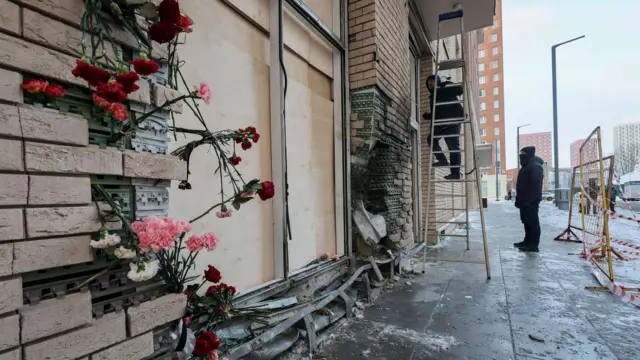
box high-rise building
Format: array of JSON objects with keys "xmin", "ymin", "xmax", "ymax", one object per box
[
  {"xmin": 613, "ymin": 122, "xmax": 640, "ymax": 151},
  {"xmin": 570, "ymin": 139, "xmax": 585, "ymax": 167},
  {"xmin": 477, "ymin": 0, "xmax": 505, "ymax": 175},
  {"xmin": 518, "ymin": 131, "xmax": 552, "ymax": 164}
]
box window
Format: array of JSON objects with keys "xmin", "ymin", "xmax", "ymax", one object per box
[
  {"xmin": 493, "ymin": 86, "xmax": 499, "ymax": 95},
  {"xmin": 492, "ymin": 46, "xmax": 499, "ymax": 55},
  {"xmin": 493, "ymin": 100, "xmax": 499, "ymax": 108},
  {"xmin": 480, "ymin": 89, "xmax": 485, "ymax": 97},
  {"xmin": 492, "ymin": 19, "xmax": 497, "ymax": 28},
  {"xmin": 493, "ymin": 73, "xmax": 499, "ymax": 81},
  {"xmin": 491, "ymin": 60, "xmax": 498, "ymax": 69},
  {"xmin": 479, "ymin": 50, "xmax": 485, "ymax": 58},
  {"xmin": 480, "ymin": 102, "xmax": 486, "ymax": 110},
  {"xmin": 494, "ymin": 113, "xmax": 500, "ymax": 122},
  {"xmin": 494, "ymin": 127, "xmax": 500, "ymax": 135},
  {"xmin": 478, "ymin": 63, "xmax": 485, "ymax": 71},
  {"xmin": 481, "ymin": 128, "xmax": 486, "ymax": 137},
  {"xmin": 479, "ymin": 76, "xmax": 486, "ymax": 84},
  {"xmin": 480, "ymin": 115, "xmax": 486, "ymax": 123},
  {"xmin": 491, "ymin": 33, "xmax": 498, "ymax": 42}
]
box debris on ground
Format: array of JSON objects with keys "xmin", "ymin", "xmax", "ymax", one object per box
[{"xmin": 528, "ymin": 334, "xmax": 545, "ymax": 342}]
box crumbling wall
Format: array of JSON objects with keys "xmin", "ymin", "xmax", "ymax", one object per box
[
  {"xmin": 0, "ymin": 0, "xmax": 187, "ymax": 359},
  {"xmin": 348, "ymin": 0, "xmax": 414, "ymax": 247}
]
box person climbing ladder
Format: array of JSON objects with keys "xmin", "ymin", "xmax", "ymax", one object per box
[{"xmin": 423, "ymin": 74, "xmax": 463, "ymax": 180}]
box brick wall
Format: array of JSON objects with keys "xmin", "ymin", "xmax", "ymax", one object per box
[
  {"xmin": 0, "ymin": 1, "xmax": 188, "ymax": 359},
  {"xmin": 348, "ymin": 0, "xmax": 414, "ymax": 246}
]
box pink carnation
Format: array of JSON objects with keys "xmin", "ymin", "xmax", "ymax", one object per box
[
  {"xmin": 185, "ymin": 232, "xmax": 218, "ymax": 252},
  {"xmin": 216, "ymin": 209, "xmax": 232, "ymax": 218},
  {"xmin": 131, "ymin": 216, "xmax": 190, "ymax": 253},
  {"xmin": 195, "ymin": 82, "xmax": 211, "ymax": 104},
  {"xmin": 201, "ymin": 232, "xmax": 218, "ymax": 250},
  {"xmin": 185, "ymin": 235, "xmax": 204, "ymax": 252}
]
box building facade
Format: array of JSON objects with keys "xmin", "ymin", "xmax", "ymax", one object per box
[
  {"xmin": 477, "ymin": 0, "xmax": 505, "ymax": 175},
  {"xmin": 519, "ymin": 131, "xmax": 552, "ymax": 164},
  {"xmin": 613, "ymin": 122, "xmax": 640, "ymax": 151},
  {"xmin": 570, "ymin": 139, "xmax": 598, "ymax": 167}
]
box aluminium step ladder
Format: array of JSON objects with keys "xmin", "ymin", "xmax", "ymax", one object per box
[{"xmin": 421, "ymin": 7, "xmax": 491, "ymax": 279}]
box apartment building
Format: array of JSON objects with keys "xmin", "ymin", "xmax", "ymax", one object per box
[
  {"xmin": 613, "ymin": 122, "xmax": 640, "ymax": 150},
  {"xmin": 477, "ymin": 0, "xmax": 505, "ymax": 175},
  {"xmin": 519, "ymin": 131, "xmax": 552, "ymax": 164},
  {"xmin": 570, "ymin": 139, "xmax": 598, "ymax": 167}
]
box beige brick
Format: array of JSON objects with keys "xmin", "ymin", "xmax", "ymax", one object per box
[
  {"xmin": 152, "ymin": 84, "xmax": 183, "ymax": 113},
  {"xmin": 26, "ymin": 205, "xmax": 121, "ymax": 238},
  {"xmin": 128, "ymin": 78, "xmax": 151, "ymax": 104},
  {"xmin": 22, "ymin": 9, "xmax": 119, "ymax": 60},
  {"xmin": 0, "ymin": 69, "xmax": 23, "ymax": 104},
  {"xmin": 0, "ymin": 244, "xmax": 12, "ymax": 277},
  {"xmin": 0, "ymin": 104, "xmax": 21, "ymax": 138},
  {"xmin": 0, "ymin": 139, "xmax": 23, "ymax": 172},
  {"xmin": 0, "ymin": 32, "xmax": 84, "ymax": 87},
  {"xmin": 0, "ymin": 278, "xmax": 22, "ymax": 315},
  {"xmin": 25, "ymin": 143, "xmax": 122, "ymax": 175},
  {"xmin": 123, "ymin": 151, "xmax": 187, "ymax": 181},
  {"xmin": 0, "ymin": 315, "xmax": 19, "ymax": 351},
  {"xmin": 0, "ymin": 209, "xmax": 24, "ymax": 242},
  {"xmin": 0, "ymin": 0, "xmax": 20, "ymax": 35},
  {"xmin": 0, "ymin": 175, "xmax": 28, "ymax": 206},
  {"xmin": 13, "ymin": 235, "xmax": 93, "ymax": 273},
  {"xmin": 23, "ymin": 311, "xmax": 126, "ymax": 360},
  {"xmin": 19, "ymin": 292, "xmax": 92, "ymax": 343},
  {"xmin": 90, "ymin": 332, "xmax": 153, "ymax": 360},
  {"xmin": 126, "ymin": 293, "xmax": 187, "ymax": 336},
  {"xmin": 19, "ymin": 107, "xmax": 89, "ymax": 146},
  {"xmin": 28, "ymin": 175, "xmax": 91, "ymax": 205},
  {"xmin": 0, "ymin": 348, "xmax": 20, "ymax": 360}
]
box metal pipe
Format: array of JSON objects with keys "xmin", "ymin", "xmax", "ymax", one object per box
[{"xmin": 552, "ymin": 35, "xmax": 585, "ymax": 206}]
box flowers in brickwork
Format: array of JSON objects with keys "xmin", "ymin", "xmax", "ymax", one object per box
[{"xmin": 74, "ymin": 2, "xmax": 278, "ymax": 358}]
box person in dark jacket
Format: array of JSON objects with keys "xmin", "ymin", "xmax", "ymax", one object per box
[
  {"xmin": 514, "ymin": 147, "xmax": 544, "ymax": 252},
  {"xmin": 423, "ymin": 75, "xmax": 463, "ymax": 180}
]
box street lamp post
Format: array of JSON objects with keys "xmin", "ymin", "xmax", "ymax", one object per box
[
  {"xmin": 552, "ymin": 35, "xmax": 585, "ymax": 207},
  {"xmin": 516, "ymin": 123, "xmax": 531, "ymax": 172}
]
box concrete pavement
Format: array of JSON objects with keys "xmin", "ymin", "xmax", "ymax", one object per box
[{"xmin": 317, "ymin": 201, "xmax": 640, "ymax": 360}]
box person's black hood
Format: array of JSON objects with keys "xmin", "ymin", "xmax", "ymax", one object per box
[
  {"xmin": 426, "ymin": 74, "xmax": 442, "ymax": 94},
  {"xmin": 534, "ymin": 156, "xmax": 544, "ymax": 165},
  {"xmin": 519, "ymin": 146, "xmax": 536, "ymax": 166}
]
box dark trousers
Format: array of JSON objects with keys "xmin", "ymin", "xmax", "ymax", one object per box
[
  {"xmin": 519, "ymin": 203, "xmax": 540, "ymax": 247},
  {"xmin": 609, "ymin": 198, "xmax": 616, "ymax": 213},
  {"xmin": 426, "ymin": 126, "xmax": 461, "ymax": 175}
]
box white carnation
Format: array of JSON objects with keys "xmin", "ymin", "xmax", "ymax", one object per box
[
  {"xmin": 90, "ymin": 233, "xmax": 122, "ymax": 249},
  {"xmin": 114, "ymin": 246, "xmax": 137, "ymax": 259},
  {"xmin": 127, "ymin": 259, "xmax": 159, "ymax": 282}
]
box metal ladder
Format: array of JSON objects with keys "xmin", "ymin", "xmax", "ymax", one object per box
[{"xmin": 421, "ymin": 7, "xmax": 491, "ymax": 279}]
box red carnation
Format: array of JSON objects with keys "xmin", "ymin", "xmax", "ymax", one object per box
[
  {"xmin": 241, "ymin": 140, "xmax": 252, "ymax": 150},
  {"xmin": 192, "ymin": 331, "xmax": 221, "ymax": 357},
  {"xmin": 252, "ymin": 132, "xmax": 260, "ymax": 143},
  {"xmin": 71, "ymin": 60, "xmax": 110, "ymax": 87},
  {"xmin": 149, "ymin": 22, "xmax": 181, "ymax": 44},
  {"xmin": 43, "ymin": 84, "xmax": 66, "ymax": 97},
  {"xmin": 96, "ymin": 81, "xmax": 128, "ymax": 103},
  {"xmin": 23, "ymin": 79, "xmax": 49, "ymax": 94},
  {"xmin": 108, "ymin": 103, "xmax": 128, "ymax": 121},
  {"xmin": 245, "ymin": 126, "xmax": 257, "ymax": 135},
  {"xmin": 229, "ymin": 155, "xmax": 242, "ymax": 166},
  {"xmin": 204, "ymin": 265, "xmax": 222, "ymax": 283},
  {"xmin": 258, "ymin": 181, "xmax": 275, "ymax": 201},
  {"xmin": 130, "ymin": 58, "xmax": 160, "ymax": 76},
  {"xmin": 158, "ymin": 0, "xmax": 181, "ymax": 24},
  {"xmin": 115, "ymin": 71, "xmax": 140, "ymax": 94},
  {"xmin": 178, "ymin": 15, "xmax": 194, "ymax": 33},
  {"xmin": 92, "ymin": 93, "xmax": 110, "ymax": 109}
]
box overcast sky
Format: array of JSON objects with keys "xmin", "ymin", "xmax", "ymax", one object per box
[{"xmin": 502, "ymin": 0, "xmax": 640, "ymax": 169}]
